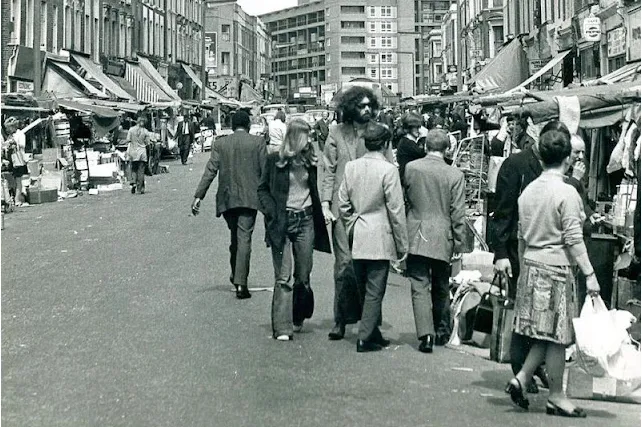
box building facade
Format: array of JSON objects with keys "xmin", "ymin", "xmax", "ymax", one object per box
[
  {"xmin": 204, "ymin": 0, "xmax": 267, "ymax": 100},
  {"xmin": 2, "ymin": 0, "xmax": 204, "ymax": 100},
  {"xmin": 416, "ymin": 1, "xmax": 450, "ymax": 94},
  {"xmin": 262, "ymin": 0, "xmax": 417, "ymax": 104}
]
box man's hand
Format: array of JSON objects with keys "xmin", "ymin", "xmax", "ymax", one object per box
[
  {"xmin": 586, "ymin": 273, "xmax": 600, "ymax": 296},
  {"xmin": 191, "ymin": 198, "xmax": 201, "ymax": 216},
  {"xmin": 321, "ymin": 202, "xmax": 335, "ymax": 224},
  {"xmin": 494, "ymin": 258, "xmax": 513, "ymax": 278},
  {"xmin": 572, "ymin": 161, "xmax": 586, "ymax": 181}
]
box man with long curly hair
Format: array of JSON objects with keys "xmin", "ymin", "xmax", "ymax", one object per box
[{"xmin": 321, "ymin": 86, "xmax": 392, "ymax": 340}]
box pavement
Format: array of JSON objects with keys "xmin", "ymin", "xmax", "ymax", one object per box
[{"xmin": 2, "ymin": 151, "xmax": 640, "ymax": 427}]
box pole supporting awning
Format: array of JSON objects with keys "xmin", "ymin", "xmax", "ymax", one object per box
[{"xmin": 509, "ymin": 50, "xmax": 572, "ymax": 92}]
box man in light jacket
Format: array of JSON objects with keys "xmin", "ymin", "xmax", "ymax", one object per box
[{"xmin": 404, "ymin": 129, "xmax": 466, "ymax": 353}]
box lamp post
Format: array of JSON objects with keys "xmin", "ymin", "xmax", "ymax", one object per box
[{"xmin": 201, "ymin": 0, "xmax": 206, "ymax": 102}]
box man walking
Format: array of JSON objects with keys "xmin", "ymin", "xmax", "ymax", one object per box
[
  {"xmin": 191, "ymin": 111, "xmax": 267, "ymax": 299},
  {"xmin": 177, "ymin": 113, "xmax": 194, "ymax": 165},
  {"xmin": 404, "ymin": 129, "xmax": 466, "ymax": 353},
  {"xmin": 321, "ymin": 86, "xmax": 391, "ymax": 340},
  {"xmin": 314, "ymin": 111, "xmax": 331, "ymax": 152},
  {"xmin": 126, "ymin": 115, "xmax": 151, "ymax": 195}
]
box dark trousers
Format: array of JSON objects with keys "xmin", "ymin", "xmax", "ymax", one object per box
[
  {"xmin": 407, "ymin": 254, "xmax": 451, "ymax": 340},
  {"xmin": 271, "ymin": 211, "xmax": 315, "ymax": 336},
  {"xmin": 223, "ymin": 208, "xmax": 257, "ymax": 287},
  {"xmin": 353, "ymin": 259, "xmax": 389, "ymax": 342},
  {"xmin": 505, "ymin": 238, "xmax": 532, "ymax": 375},
  {"xmin": 179, "ymin": 143, "xmax": 191, "ymax": 164},
  {"xmin": 331, "ymin": 219, "xmax": 361, "ymax": 325},
  {"xmin": 131, "ymin": 160, "xmax": 146, "ymax": 193}
]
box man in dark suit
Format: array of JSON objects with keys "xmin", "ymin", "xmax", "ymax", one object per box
[
  {"xmin": 177, "ymin": 113, "xmax": 195, "ymax": 165},
  {"xmin": 191, "ymin": 111, "xmax": 267, "ymax": 299},
  {"xmin": 314, "ymin": 111, "xmax": 331, "ymax": 152},
  {"xmin": 404, "ymin": 129, "xmax": 466, "ymax": 353}
]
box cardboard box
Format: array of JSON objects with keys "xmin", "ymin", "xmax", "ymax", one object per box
[
  {"xmin": 27, "ymin": 187, "xmax": 58, "ymax": 204},
  {"xmin": 565, "ymin": 362, "xmax": 641, "ymax": 404}
]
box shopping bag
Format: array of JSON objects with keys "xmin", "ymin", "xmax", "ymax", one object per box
[
  {"xmin": 490, "ymin": 274, "xmax": 514, "ymax": 363},
  {"xmin": 573, "ymin": 295, "xmax": 636, "ymax": 378}
]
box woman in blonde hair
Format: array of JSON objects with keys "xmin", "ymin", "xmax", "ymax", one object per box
[{"xmin": 258, "ymin": 119, "xmax": 331, "ymax": 341}]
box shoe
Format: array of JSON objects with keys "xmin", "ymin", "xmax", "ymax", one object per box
[
  {"xmin": 131, "ymin": 185, "xmax": 136, "ymax": 194},
  {"xmin": 140, "ymin": 190, "xmax": 145, "ymax": 194},
  {"xmin": 435, "ymin": 334, "xmax": 450, "ymax": 346},
  {"xmin": 534, "ymin": 365, "xmax": 550, "ymax": 389},
  {"xmin": 236, "ymin": 286, "xmax": 251, "ymax": 299},
  {"xmin": 275, "ymin": 334, "xmax": 292, "ymax": 341},
  {"xmin": 293, "ymin": 322, "xmax": 303, "ymax": 333},
  {"xmin": 505, "ymin": 378, "xmax": 529, "ymax": 410},
  {"xmin": 328, "ymin": 323, "xmax": 345, "ymax": 340},
  {"xmin": 371, "ymin": 329, "xmax": 390, "ymax": 347},
  {"xmin": 546, "ymin": 401, "xmax": 586, "ymax": 418},
  {"xmin": 418, "ymin": 335, "xmax": 434, "ymax": 353},
  {"xmin": 357, "ymin": 340, "xmax": 383, "ymax": 353},
  {"xmin": 526, "ymin": 380, "xmax": 539, "ymax": 394}
]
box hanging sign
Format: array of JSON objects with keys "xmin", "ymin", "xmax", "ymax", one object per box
[{"xmin": 583, "ymin": 17, "xmax": 602, "ymax": 42}]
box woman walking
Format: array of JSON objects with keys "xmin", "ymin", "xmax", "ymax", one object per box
[
  {"xmin": 338, "ymin": 121, "xmax": 408, "ymax": 353},
  {"xmin": 267, "ymin": 110, "xmax": 287, "ymax": 154},
  {"xmin": 258, "ymin": 119, "xmax": 331, "ymax": 341},
  {"xmin": 505, "ymin": 128, "xmax": 600, "ymax": 417}
]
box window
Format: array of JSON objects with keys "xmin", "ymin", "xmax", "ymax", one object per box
[
  {"xmin": 434, "ymin": 14, "xmax": 442, "ymax": 22},
  {"xmin": 370, "ymin": 68, "xmax": 377, "ymax": 78},
  {"xmin": 341, "ymin": 21, "xmax": 365, "ymax": 29},
  {"xmin": 369, "ymin": 22, "xmax": 376, "ymax": 32},
  {"xmin": 382, "ymin": 6, "xmax": 392, "ymax": 17},
  {"xmin": 341, "ymin": 5, "xmax": 364, "ymax": 13},
  {"xmin": 381, "ymin": 53, "xmax": 393, "ymax": 63},
  {"xmin": 341, "ymin": 36, "xmax": 365, "ymax": 44},
  {"xmin": 433, "ymin": 41, "xmax": 442, "ymax": 57},
  {"xmin": 381, "ymin": 37, "xmax": 392, "ymax": 48},
  {"xmin": 341, "ymin": 66, "xmax": 366, "ymax": 75},
  {"xmin": 370, "ymin": 53, "xmax": 378, "ymax": 63},
  {"xmin": 369, "ymin": 6, "xmax": 376, "ymax": 17},
  {"xmin": 370, "ymin": 37, "xmax": 377, "ymax": 48},
  {"xmin": 381, "ymin": 21, "xmax": 392, "ymax": 33},
  {"xmin": 381, "ymin": 67, "xmax": 393, "ymax": 79},
  {"xmin": 222, "ymin": 24, "xmax": 230, "ymax": 41},
  {"xmin": 52, "ymin": 4, "xmax": 58, "ymax": 52},
  {"xmin": 342, "ymin": 51, "xmax": 366, "ymax": 59}
]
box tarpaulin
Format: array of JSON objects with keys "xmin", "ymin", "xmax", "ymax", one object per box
[
  {"xmin": 57, "ymin": 99, "xmax": 121, "ymax": 138},
  {"xmin": 468, "ymin": 38, "xmax": 529, "ymax": 93}
]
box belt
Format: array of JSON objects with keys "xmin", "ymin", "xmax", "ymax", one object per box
[{"xmin": 286, "ymin": 205, "xmax": 313, "ymax": 218}]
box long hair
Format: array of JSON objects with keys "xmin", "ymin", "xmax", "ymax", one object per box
[
  {"xmin": 338, "ymin": 86, "xmax": 380, "ymax": 124},
  {"xmin": 276, "ymin": 119, "xmax": 317, "ymax": 168}
]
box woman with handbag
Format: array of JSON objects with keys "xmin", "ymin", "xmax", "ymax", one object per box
[
  {"xmin": 338, "ymin": 121, "xmax": 408, "ymax": 353},
  {"xmin": 505, "ymin": 127, "xmax": 600, "ymax": 417},
  {"xmin": 257, "ymin": 119, "xmax": 331, "ymax": 341}
]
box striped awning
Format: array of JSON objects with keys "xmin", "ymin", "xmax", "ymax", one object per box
[
  {"xmin": 71, "ymin": 54, "xmax": 134, "ymax": 101},
  {"xmin": 125, "ymin": 62, "xmax": 172, "ymax": 104},
  {"xmin": 137, "ymin": 57, "xmax": 181, "ymax": 101},
  {"xmin": 48, "ymin": 61, "xmax": 109, "ymax": 99}
]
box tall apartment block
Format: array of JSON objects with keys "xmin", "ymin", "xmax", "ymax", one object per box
[{"xmin": 261, "ymin": 0, "xmax": 417, "ymax": 104}]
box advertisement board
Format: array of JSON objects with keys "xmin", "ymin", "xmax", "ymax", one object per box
[
  {"xmin": 628, "ymin": 9, "xmax": 641, "ymax": 61},
  {"xmin": 583, "ymin": 17, "xmax": 602, "ymax": 42},
  {"xmin": 608, "ymin": 27, "xmax": 626, "ymax": 58},
  {"xmin": 205, "ymin": 32, "xmax": 217, "ymax": 69}
]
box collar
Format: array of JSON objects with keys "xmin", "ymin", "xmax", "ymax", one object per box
[
  {"xmin": 362, "ymin": 151, "xmax": 387, "ymax": 160},
  {"xmin": 541, "ymin": 169, "xmax": 566, "ymax": 179},
  {"xmin": 425, "ymin": 152, "xmax": 445, "ymax": 162},
  {"xmin": 405, "ymin": 134, "xmax": 418, "ymax": 142}
]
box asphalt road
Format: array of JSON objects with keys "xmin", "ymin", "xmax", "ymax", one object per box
[{"xmin": 2, "ymin": 151, "xmax": 639, "ymax": 427}]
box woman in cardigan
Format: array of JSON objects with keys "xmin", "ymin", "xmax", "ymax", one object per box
[
  {"xmin": 258, "ymin": 119, "xmax": 331, "ymax": 341},
  {"xmin": 505, "ymin": 128, "xmax": 600, "ymax": 417}
]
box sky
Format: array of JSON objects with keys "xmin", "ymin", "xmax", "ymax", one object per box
[{"xmin": 236, "ymin": 0, "xmax": 298, "ymax": 16}]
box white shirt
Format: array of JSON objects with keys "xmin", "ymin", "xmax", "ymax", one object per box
[{"xmin": 268, "ymin": 119, "xmax": 287, "ymax": 146}]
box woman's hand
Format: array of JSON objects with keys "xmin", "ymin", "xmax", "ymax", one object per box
[
  {"xmin": 322, "ymin": 202, "xmax": 335, "ymax": 224},
  {"xmin": 586, "ymin": 273, "xmax": 600, "ymax": 296}
]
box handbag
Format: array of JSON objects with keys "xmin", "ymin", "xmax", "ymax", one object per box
[
  {"xmin": 293, "ymin": 284, "xmax": 314, "ymax": 322},
  {"xmin": 490, "ymin": 273, "xmax": 514, "ymax": 363}
]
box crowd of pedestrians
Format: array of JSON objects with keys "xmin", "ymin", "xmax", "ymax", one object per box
[{"xmin": 190, "ymin": 85, "xmax": 600, "ymax": 418}]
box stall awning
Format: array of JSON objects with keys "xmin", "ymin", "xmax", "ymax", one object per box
[
  {"xmin": 137, "ymin": 57, "xmax": 181, "ymax": 101},
  {"xmin": 42, "ymin": 60, "xmax": 109, "ymax": 99},
  {"xmin": 83, "ymin": 99, "xmax": 148, "ymax": 114},
  {"xmin": 71, "ymin": 54, "xmax": 134, "ymax": 101},
  {"xmin": 469, "ymin": 38, "xmax": 528, "ymax": 93},
  {"xmin": 584, "ymin": 62, "xmax": 641, "ymax": 86},
  {"xmin": 125, "ymin": 62, "xmax": 172, "ymax": 103},
  {"xmin": 58, "ymin": 99, "xmax": 121, "ymax": 138},
  {"xmin": 181, "ymin": 63, "xmax": 202, "ymax": 89},
  {"xmin": 240, "ymin": 82, "xmax": 264, "ymax": 103},
  {"xmin": 509, "ymin": 50, "xmax": 572, "ymax": 92},
  {"xmin": 204, "ymin": 87, "xmax": 242, "ymax": 107}
]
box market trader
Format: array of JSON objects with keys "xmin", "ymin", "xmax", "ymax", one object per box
[{"xmin": 191, "ymin": 111, "xmax": 267, "ymax": 300}]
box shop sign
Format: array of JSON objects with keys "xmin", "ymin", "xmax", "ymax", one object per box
[
  {"xmin": 529, "ymin": 59, "xmax": 548, "ymax": 74},
  {"xmin": 320, "ymin": 83, "xmax": 337, "ymax": 92},
  {"xmin": 15, "ymin": 80, "xmax": 34, "ymax": 94},
  {"xmin": 608, "ymin": 27, "xmax": 626, "ymax": 57},
  {"xmin": 583, "ymin": 17, "xmax": 602, "ymax": 42},
  {"xmin": 628, "ymin": 9, "xmax": 641, "ymax": 61}
]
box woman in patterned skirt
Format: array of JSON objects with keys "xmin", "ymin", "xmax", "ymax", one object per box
[{"xmin": 505, "ymin": 127, "xmax": 600, "ymax": 417}]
